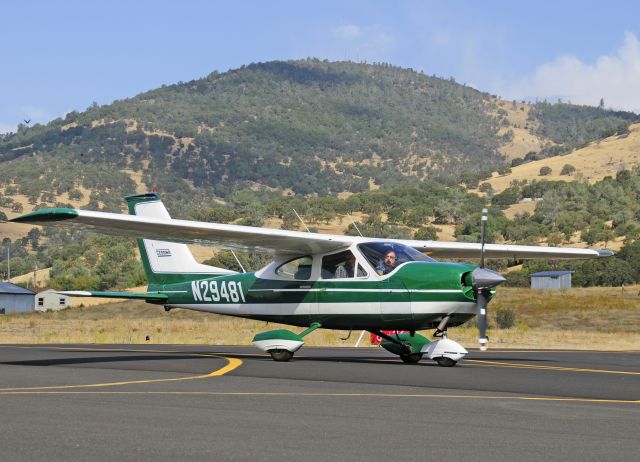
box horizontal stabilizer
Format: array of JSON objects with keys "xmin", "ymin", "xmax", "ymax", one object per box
[{"xmin": 59, "ymin": 291, "xmax": 169, "ymax": 301}]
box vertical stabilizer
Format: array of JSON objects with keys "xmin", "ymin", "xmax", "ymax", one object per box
[{"xmin": 125, "ymin": 193, "xmax": 235, "ymax": 286}]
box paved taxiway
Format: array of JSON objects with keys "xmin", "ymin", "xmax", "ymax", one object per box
[{"xmin": 1, "ymin": 344, "xmax": 638, "ymax": 461}]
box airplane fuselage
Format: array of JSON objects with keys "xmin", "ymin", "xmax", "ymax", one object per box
[{"xmin": 153, "ymin": 261, "xmax": 479, "ymax": 331}]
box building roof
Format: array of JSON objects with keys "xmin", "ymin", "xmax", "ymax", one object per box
[
  {"xmin": 530, "ymin": 271, "xmax": 574, "ymax": 277},
  {"xmin": 0, "ymin": 282, "xmax": 36, "ymax": 295}
]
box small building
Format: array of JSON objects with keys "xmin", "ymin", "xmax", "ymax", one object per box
[
  {"xmin": 35, "ymin": 289, "xmax": 70, "ymax": 312},
  {"xmin": 0, "ymin": 282, "xmax": 36, "ymax": 314},
  {"xmin": 530, "ymin": 270, "xmax": 574, "ymax": 290}
]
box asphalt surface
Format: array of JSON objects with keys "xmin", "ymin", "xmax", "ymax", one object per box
[{"xmin": 0, "ymin": 344, "xmax": 638, "ymax": 461}]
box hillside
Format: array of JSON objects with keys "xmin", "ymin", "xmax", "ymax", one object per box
[
  {"xmin": 2, "ymin": 59, "xmax": 640, "ymax": 290},
  {"xmin": 1, "ymin": 59, "xmax": 636, "ymax": 216}
]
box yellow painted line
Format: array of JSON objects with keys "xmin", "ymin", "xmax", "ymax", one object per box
[
  {"xmin": 0, "ymin": 357, "xmax": 243, "ymax": 392},
  {"xmin": 465, "ymin": 359, "xmax": 640, "ymax": 375},
  {"xmin": 0, "ymin": 390, "xmax": 636, "ymax": 404}
]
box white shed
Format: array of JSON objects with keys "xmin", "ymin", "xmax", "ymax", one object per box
[
  {"xmin": 530, "ymin": 271, "xmax": 574, "ymax": 290},
  {"xmin": 35, "ymin": 289, "xmax": 70, "ymax": 312}
]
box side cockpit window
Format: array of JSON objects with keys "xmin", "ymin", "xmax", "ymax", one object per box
[
  {"xmin": 321, "ymin": 250, "xmax": 367, "ymax": 279},
  {"xmin": 275, "ymin": 256, "xmax": 313, "ymax": 280}
]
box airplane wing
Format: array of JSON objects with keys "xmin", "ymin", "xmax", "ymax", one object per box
[
  {"xmin": 11, "ymin": 207, "xmax": 613, "ymax": 259},
  {"xmin": 398, "ymin": 239, "xmax": 613, "ymax": 260},
  {"xmin": 10, "ymin": 208, "xmax": 357, "ymax": 254}
]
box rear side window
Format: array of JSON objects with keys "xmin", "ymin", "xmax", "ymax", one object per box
[{"xmin": 275, "ymin": 256, "xmax": 313, "ymax": 280}]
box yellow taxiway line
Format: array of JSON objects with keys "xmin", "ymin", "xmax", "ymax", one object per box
[
  {"xmin": 0, "ymin": 390, "xmax": 637, "ymax": 404},
  {"xmin": 0, "ymin": 356, "xmax": 242, "ymax": 392},
  {"xmin": 465, "ymin": 359, "xmax": 640, "ymax": 375}
]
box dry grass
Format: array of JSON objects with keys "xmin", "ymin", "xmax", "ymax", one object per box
[
  {"xmin": 0, "ymin": 300, "xmax": 366, "ymax": 346},
  {"xmin": 480, "ymin": 123, "xmax": 640, "ymax": 194},
  {"xmin": 458, "ymin": 286, "xmax": 640, "ymax": 350},
  {"xmin": 1, "ymin": 286, "xmax": 638, "ymax": 350},
  {"xmin": 9, "ymin": 267, "xmax": 50, "ymax": 289},
  {"xmin": 495, "ymin": 100, "xmax": 547, "ymax": 160},
  {"xmin": 501, "ymin": 201, "xmax": 538, "ymax": 219}
]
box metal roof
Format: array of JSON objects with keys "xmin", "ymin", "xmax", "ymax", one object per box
[
  {"xmin": 0, "ymin": 282, "xmax": 36, "ymax": 295},
  {"xmin": 530, "ymin": 271, "xmax": 574, "ymax": 277}
]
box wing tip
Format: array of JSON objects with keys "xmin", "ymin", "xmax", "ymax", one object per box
[{"xmin": 10, "ymin": 208, "xmax": 79, "ymax": 223}]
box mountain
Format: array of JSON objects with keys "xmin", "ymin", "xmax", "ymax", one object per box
[{"xmin": 1, "ymin": 59, "xmax": 636, "ymax": 215}]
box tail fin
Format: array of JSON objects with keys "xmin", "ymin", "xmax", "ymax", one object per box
[{"xmin": 126, "ymin": 193, "xmax": 235, "ymax": 287}]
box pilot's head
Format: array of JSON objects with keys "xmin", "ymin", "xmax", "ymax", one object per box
[{"xmin": 384, "ymin": 250, "xmax": 397, "ymax": 266}]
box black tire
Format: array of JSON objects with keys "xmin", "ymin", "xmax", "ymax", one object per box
[
  {"xmin": 400, "ymin": 353, "xmax": 422, "ymax": 364},
  {"xmin": 435, "ymin": 357, "xmax": 457, "ymax": 367},
  {"xmin": 269, "ymin": 349, "xmax": 294, "ymax": 362}
]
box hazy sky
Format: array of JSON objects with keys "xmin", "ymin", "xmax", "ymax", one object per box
[{"xmin": 2, "ymin": 0, "xmax": 640, "ymax": 133}]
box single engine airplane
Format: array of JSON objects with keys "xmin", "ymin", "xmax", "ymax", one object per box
[{"xmin": 10, "ymin": 193, "xmax": 613, "ymax": 366}]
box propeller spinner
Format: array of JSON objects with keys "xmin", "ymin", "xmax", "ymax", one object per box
[{"xmin": 472, "ymin": 208, "xmax": 506, "ymax": 351}]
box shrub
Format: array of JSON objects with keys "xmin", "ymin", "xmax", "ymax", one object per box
[
  {"xmin": 495, "ymin": 308, "xmax": 516, "ymax": 329},
  {"xmin": 539, "ymin": 166, "xmax": 552, "ymax": 176},
  {"xmin": 560, "ymin": 164, "xmax": 576, "ymax": 175}
]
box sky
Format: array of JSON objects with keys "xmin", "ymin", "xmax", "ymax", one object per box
[{"xmin": 2, "ymin": 0, "xmax": 640, "ymax": 134}]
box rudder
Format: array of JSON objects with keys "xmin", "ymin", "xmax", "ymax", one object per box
[{"xmin": 125, "ymin": 193, "xmax": 235, "ymax": 287}]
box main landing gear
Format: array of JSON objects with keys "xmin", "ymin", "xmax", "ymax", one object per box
[
  {"xmin": 252, "ymin": 323, "xmax": 322, "ymax": 362},
  {"xmin": 268, "ymin": 349, "xmax": 294, "ymax": 362}
]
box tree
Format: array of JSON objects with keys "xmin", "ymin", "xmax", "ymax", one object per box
[
  {"xmin": 491, "ymin": 187, "xmax": 520, "ymax": 208},
  {"xmin": 478, "ymin": 183, "xmax": 494, "ymax": 194},
  {"xmin": 560, "ymin": 164, "xmax": 576, "ymax": 175},
  {"xmin": 413, "ymin": 226, "xmax": 439, "ymax": 241},
  {"xmin": 580, "ymin": 221, "xmax": 609, "ymax": 246},
  {"xmin": 539, "ymin": 166, "xmax": 552, "ymax": 176}
]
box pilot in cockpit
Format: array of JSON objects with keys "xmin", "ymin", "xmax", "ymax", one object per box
[{"xmin": 376, "ymin": 249, "xmax": 398, "ymax": 275}]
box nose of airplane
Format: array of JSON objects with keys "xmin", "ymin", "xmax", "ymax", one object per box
[{"xmin": 471, "ymin": 267, "xmax": 506, "ymax": 289}]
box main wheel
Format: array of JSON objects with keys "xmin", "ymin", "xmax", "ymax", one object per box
[
  {"xmin": 435, "ymin": 357, "xmax": 457, "ymax": 367},
  {"xmin": 269, "ymin": 349, "xmax": 294, "ymax": 362},
  {"xmin": 400, "ymin": 353, "xmax": 422, "ymax": 364}
]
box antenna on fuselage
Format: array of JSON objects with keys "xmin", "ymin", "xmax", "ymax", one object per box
[
  {"xmin": 292, "ymin": 208, "xmax": 311, "ymax": 233},
  {"xmin": 347, "ymin": 213, "xmax": 363, "ymax": 237},
  {"xmin": 231, "ymin": 250, "xmax": 246, "ymax": 273}
]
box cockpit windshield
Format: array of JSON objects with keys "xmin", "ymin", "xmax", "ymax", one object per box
[{"xmin": 358, "ymin": 242, "xmax": 436, "ymax": 276}]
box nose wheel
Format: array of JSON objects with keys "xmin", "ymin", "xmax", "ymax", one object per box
[{"xmin": 435, "ymin": 357, "xmax": 457, "ymax": 367}]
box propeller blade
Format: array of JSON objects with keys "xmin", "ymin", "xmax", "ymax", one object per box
[
  {"xmin": 479, "ymin": 208, "xmax": 488, "ymax": 268},
  {"xmin": 476, "ymin": 289, "xmax": 489, "ymax": 350}
]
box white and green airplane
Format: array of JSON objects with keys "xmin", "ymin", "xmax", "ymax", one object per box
[{"xmin": 10, "ymin": 193, "xmax": 613, "ymax": 366}]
